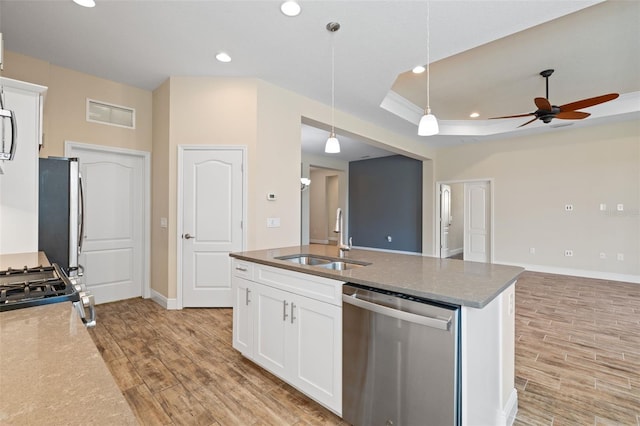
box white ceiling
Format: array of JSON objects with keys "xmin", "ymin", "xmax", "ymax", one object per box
[{"xmin": 1, "ymin": 0, "xmax": 638, "ymax": 160}]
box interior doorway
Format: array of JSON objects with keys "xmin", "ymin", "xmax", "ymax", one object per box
[
  {"xmin": 307, "ymin": 166, "xmax": 345, "ymax": 246},
  {"xmin": 435, "ymin": 179, "xmax": 493, "ymax": 263}
]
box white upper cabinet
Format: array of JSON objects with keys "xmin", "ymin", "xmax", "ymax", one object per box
[{"xmin": 0, "ymin": 78, "xmax": 46, "ymax": 255}]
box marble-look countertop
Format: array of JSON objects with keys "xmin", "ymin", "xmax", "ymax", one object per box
[
  {"xmin": 0, "ymin": 303, "xmax": 137, "ymax": 425},
  {"xmin": 230, "ymin": 245, "xmax": 524, "ymax": 308}
]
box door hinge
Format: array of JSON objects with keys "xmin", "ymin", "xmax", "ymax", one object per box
[{"xmin": 240, "ymin": 220, "xmax": 243, "ymax": 230}]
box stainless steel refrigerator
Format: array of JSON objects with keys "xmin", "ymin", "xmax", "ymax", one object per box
[{"xmin": 38, "ymin": 157, "xmax": 84, "ymax": 274}]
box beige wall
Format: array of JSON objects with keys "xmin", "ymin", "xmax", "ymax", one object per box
[
  {"xmin": 435, "ymin": 120, "xmax": 640, "ymax": 279},
  {"xmin": 155, "ymin": 77, "xmax": 427, "ymax": 300},
  {"xmin": 3, "ymin": 51, "xmax": 152, "ymax": 157},
  {"xmin": 151, "ymin": 80, "xmax": 171, "ymax": 298}
]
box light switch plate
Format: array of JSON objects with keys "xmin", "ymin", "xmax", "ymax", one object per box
[{"xmin": 267, "ymin": 217, "xmax": 281, "ymax": 228}]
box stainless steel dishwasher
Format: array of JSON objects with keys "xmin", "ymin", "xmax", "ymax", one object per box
[{"xmin": 342, "ymin": 284, "xmax": 460, "ymax": 426}]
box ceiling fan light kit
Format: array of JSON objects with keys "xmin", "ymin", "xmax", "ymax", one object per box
[{"xmin": 490, "ymin": 69, "xmax": 619, "ymax": 128}]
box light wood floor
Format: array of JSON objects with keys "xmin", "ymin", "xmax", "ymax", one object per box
[{"xmin": 89, "ymin": 271, "xmax": 640, "ymax": 425}]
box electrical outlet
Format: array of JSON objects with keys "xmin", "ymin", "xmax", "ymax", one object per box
[
  {"xmin": 529, "ymin": 247, "xmax": 535, "ymax": 255},
  {"xmin": 160, "ymin": 217, "xmax": 168, "ymax": 228},
  {"xmin": 617, "ymin": 253, "xmax": 624, "ymax": 261},
  {"xmin": 565, "ymin": 204, "xmax": 574, "ymax": 212},
  {"xmin": 617, "ymin": 204, "xmax": 624, "ymax": 211},
  {"xmin": 564, "ymin": 250, "xmax": 574, "ymax": 257},
  {"xmin": 599, "ymin": 252, "xmax": 606, "ymax": 259}
]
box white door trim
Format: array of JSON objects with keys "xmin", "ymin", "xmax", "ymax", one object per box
[
  {"xmin": 434, "ymin": 178, "xmax": 494, "ymax": 262},
  {"xmin": 177, "ymin": 145, "xmax": 247, "ymax": 310},
  {"xmin": 64, "ymin": 141, "xmax": 151, "ymax": 299}
]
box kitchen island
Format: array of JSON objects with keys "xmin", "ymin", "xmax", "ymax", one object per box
[
  {"xmin": 0, "ymin": 300, "xmax": 136, "ymax": 424},
  {"xmin": 230, "ymin": 245, "xmax": 524, "ymax": 426}
]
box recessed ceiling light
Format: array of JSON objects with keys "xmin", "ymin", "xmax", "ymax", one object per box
[
  {"xmin": 215, "ymin": 52, "xmax": 231, "ymax": 63},
  {"xmin": 73, "ymin": 0, "xmax": 95, "ymax": 7},
  {"xmin": 412, "ymin": 65, "xmax": 426, "ymax": 74},
  {"xmin": 280, "ymin": 1, "xmax": 301, "ymax": 17},
  {"xmin": 469, "ymin": 112, "xmax": 480, "ymax": 118}
]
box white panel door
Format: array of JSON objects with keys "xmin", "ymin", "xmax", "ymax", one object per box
[
  {"xmin": 68, "ymin": 147, "xmax": 145, "ymax": 304},
  {"xmin": 181, "ymin": 148, "xmax": 243, "ymax": 307},
  {"xmin": 440, "ymin": 184, "xmax": 452, "ymax": 258},
  {"xmin": 464, "ymin": 182, "xmax": 491, "ymax": 263}
]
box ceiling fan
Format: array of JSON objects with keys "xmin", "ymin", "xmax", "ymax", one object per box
[{"xmin": 490, "ymin": 69, "xmax": 619, "ymax": 128}]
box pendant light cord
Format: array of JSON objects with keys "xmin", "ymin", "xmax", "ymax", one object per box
[
  {"xmin": 331, "ymin": 38, "xmax": 335, "ymax": 135},
  {"xmin": 426, "ymin": 0, "xmax": 431, "ymax": 114}
]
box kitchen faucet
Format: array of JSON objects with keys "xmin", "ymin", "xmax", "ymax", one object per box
[{"xmin": 334, "ymin": 208, "xmax": 352, "ymax": 258}]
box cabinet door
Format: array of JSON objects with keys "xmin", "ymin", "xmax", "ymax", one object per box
[
  {"xmin": 253, "ymin": 284, "xmax": 289, "ymax": 378},
  {"xmin": 290, "ymin": 294, "xmax": 342, "ymax": 414},
  {"xmin": 232, "ymin": 276, "xmax": 253, "ymax": 357},
  {"xmin": 0, "ymin": 85, "xmax": 42, "ymax": 254}
]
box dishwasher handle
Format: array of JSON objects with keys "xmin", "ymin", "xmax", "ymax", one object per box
[{"xmin": 342, "ymin": 293, "xmax": 452, "ymax": 331}]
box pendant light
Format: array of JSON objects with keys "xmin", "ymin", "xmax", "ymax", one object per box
[
  {"xmin": 418, "ymin": 1, "xmax": 439, "ymax": 136},
  {"xmin": 325, "ymin": 22, "xmax": 341, "ymax": 154}
]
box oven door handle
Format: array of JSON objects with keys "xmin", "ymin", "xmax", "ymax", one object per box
[
  {"xmin": 75, "ymin": 293, "xmax": 96, "ymax": 328},
  {"xmin": 342, "ymin": 293, "xmax": 451, "ymax": 330}
]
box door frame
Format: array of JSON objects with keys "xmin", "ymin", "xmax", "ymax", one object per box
[
  {"xmin": 64, "ymin": 140, "xmax": 151, "ymax": 299},
  {"xmin": 176, "ymin": 145, "xmax": 247, "ymax": 309},
  {"xmin": 434, "ymin": 178, "xmax": 494, "ymax": 262}
]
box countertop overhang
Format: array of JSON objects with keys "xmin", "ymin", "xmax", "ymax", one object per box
[{"xmin": 230, "ymin": 245, "xmax": 524, "ymax": 308}]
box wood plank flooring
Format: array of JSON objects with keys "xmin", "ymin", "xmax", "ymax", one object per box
[
  {"xmin": 89, "ymin": 271, "xmax": 640, "ymax": 425},
  {"xmin": 514, "ymin": 272, "xmax": 640, "ymax": 426}
]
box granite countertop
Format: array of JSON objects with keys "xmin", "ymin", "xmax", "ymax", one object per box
[
  {"xmin": 0, "ymin": 303, "xmax": 137, "ymax": 425},
  {"xmin": 230, "ymin": 245, "xmax": 524, "ymax": 308}
]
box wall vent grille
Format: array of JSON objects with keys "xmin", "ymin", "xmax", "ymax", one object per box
[{"xmin": 86, "ymin": 99, "xmax": 135, "ymax": 129}]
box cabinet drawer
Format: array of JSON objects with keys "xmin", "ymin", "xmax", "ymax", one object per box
[
  {"xmin": 254, "ymin": 264, "xmax": 344, "ymax": 306},
  {"xmin": 232, "ymin": 259, "xmax": 253, "ymax": 279}
]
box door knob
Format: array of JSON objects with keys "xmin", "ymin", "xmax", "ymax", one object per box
[{"xmin": 184, "ymin": 233, "xmax": 195, "ymax": 239}]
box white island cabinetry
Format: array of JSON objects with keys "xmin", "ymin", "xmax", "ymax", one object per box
[{"xmin": 231, "ymin": 259, "xmax": 343, "ymax": 415}]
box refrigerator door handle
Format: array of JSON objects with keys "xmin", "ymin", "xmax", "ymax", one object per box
[{"xmin": 78, "ymin": 172, "xmax": 85, "ymax": 255}]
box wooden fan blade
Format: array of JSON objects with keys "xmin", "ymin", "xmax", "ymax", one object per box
[
  {"xmin": 518, "ymin": 117, "xmax": 539, "ymax": 128},
  {"xmin": 559, "ymin": 93, "xmax": 619, "ymax": 112},
  {"xmin": 489, "ymin": 113, "xmax": 534, "ymax": 120},
  {"xmin": 555, "ymin": 111, "xmax": 590, "ymax": 120},
  {"xmin": 535, "ymin": 97, "xmax": 552, "ymax": 111}
]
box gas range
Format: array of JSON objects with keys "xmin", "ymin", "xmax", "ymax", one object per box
[{"xmin": 0, "ymin": 261, "xmax": 96, "ymax": 327}]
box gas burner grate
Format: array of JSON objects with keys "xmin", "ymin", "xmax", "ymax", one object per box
[{"xmin": 0, "ymin": 264, "xmax": 79, "ymax": 311}]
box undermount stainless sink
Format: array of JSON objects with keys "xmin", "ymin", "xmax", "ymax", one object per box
[
  {"xmin": 278, "ymin": 255, "xmax": 332, "ymax": 266},
  {"xmin": 275, "ymin": 254, "xmax": 370, "ymax": 270}
]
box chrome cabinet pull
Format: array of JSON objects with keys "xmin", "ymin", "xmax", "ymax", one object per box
[
  {"xmin": 235, "ymin": 266, "xmax": 248, "ymax": 272},
  {"xmin": 283, "ymin": 300, "xmax": 289, "ymax": 321},
  {"xmin": 245, "ymin": 288, "xmax": 251, "ymax": 305},
  {"xmin": 291, "ymin": 302, "xmax": 296, "ymax": 324}
]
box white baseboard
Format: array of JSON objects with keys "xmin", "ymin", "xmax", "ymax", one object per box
[
  {"xmin": 503, "ymin": 389, "xmax": 518, "ymax": 426},
  {"xmin": 309, "ymin": 239, "xmax": 329, "ymax": 244},
  {"xmin": 496, "ymin": 261, "xmax": 640, "ymax": 284},
  {"xmin": 445, "ymin": 247, "xmax": 463, "ymax": 257},
  {"xmin": 150, "ymin": 289, "xmax": 179, "ymax": 310},
  {"xmin": 351, "ymin": 245, "xmax": 422, "ymax": 256}
]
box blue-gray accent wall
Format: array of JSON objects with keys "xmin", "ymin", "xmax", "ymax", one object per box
[{"xmin": 349, "ymin": 155, "xmax": 422, "ymax": 252}]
